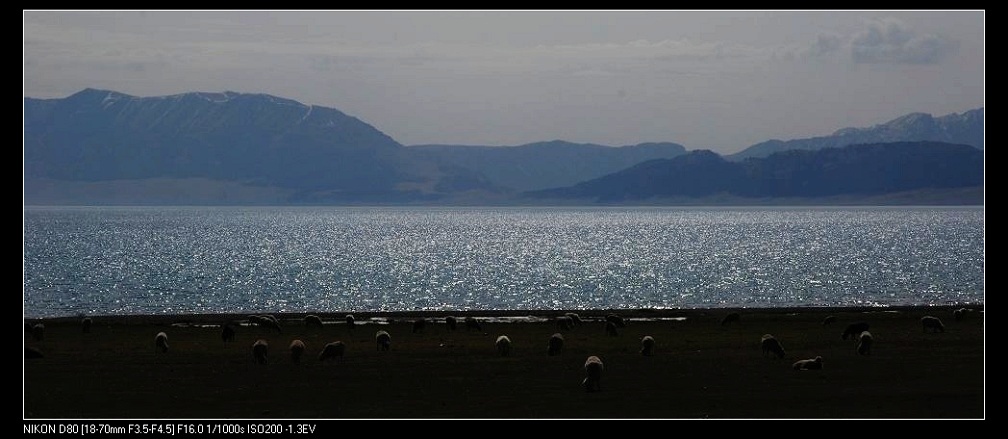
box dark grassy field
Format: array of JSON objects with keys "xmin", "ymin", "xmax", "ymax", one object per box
[{"xmin": 23, "ymin": 306, "xmax": 984, "ymax": 420}]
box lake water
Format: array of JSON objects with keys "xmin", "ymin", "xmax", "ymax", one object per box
[{"xmin": 22, "ymin": 206, "xmax": 985, "ymax": 319}]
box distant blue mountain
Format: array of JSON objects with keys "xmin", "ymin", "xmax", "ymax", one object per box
[
  {"xmin": 24, "ymin": 89, "xmax": 495, "ymax": 204},
  {"xmin": 22, "ymin": 88, "xmax": 984, "ymax": 206},
  {"xmin": 410, "ymin": 140, "xmax": 687, "ymax": 191},
  {"xmin": 527, "ymin": 142, "xmax": 984, "ymax": 204},
  {"xmin": 728, "ymin": 108, "xmax": 983, "ymax": 161}
]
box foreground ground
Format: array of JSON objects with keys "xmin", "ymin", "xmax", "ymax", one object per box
[{"xmin": 23, "ymin": 306, "xmax": 984, "ymax": 420}]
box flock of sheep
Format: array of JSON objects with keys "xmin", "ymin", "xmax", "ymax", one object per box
[
  {"xmin": 765, "ymin": 312, "xmax": 956, "ymax": 370},
  {"xmin": 25, "ymin": 307, "xmax": 974, "ymax": 394},
  {"xmin": 138, "ymin": 311, "xmax": 646, "ymax": 393}
]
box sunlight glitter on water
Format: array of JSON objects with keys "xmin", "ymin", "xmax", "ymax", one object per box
[{"xmin": 23, "ymin": 206, "xmax": 984, "ymax": 318}]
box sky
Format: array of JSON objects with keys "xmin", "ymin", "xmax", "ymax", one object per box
[{"xmin": 23, "ymin": 10, "xmax": 984, "ymax": 155}]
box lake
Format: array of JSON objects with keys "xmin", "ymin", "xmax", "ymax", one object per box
[{"xmin": 22, "ymin": 206, "xmax": 985, "ymax": 318}]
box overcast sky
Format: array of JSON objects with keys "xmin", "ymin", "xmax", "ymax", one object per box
[{"xmin": 23, "ymin": 10, "xmax": 984, "ymax": 155}]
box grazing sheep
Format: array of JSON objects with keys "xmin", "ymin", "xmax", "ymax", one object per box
[
  {"xmin": 27, "ymin": 322, "xmax": 45, "ymax": 341},
  {"xmin": 305, "ymin": 315, "xmax": 324, "ymax": 329},
  {"xmin": 548, "ymin": 333, "xmax": 564, "ymax": 356},
  {"xmin": 464, "ymin": 316, "xmax": 482, "ymax": 332},
  {"xmin": 155, "ymin": 332, "xmax": 169, "ymax": 354},
  {"xmin": 605, "ymin": 321, "xmax": 619, "ymax": 337},
  {"xmin": 555, "ymin": 316, "xmax": 574, "ymax": 331},
  {"xmin": 318, "ymin": 341, "xmax": 346, "ymax": 362},
  {"xmin": 289, "ymin": 339, "xmax": 306, "ymax": 364},
  {"xmin": 793, "ymin": 356, "xmax": 823, "ymax": 370},
  {"xmin": 252, "ymin": 339, "xmax": 268, "ymax": 364},
  {"xmin": 565, "ymin": 312, "xmax": 583, "ymax": 326},
  {"xmin": 249, "ymin": 314, "xmax": 281, "ymax": 332},
  {"xmin": 496, "ymin": 335, "xmax": 512, "ymax": 356},
  {"xmin": 605, "ymin": 313, "xmax": 626, "ymax": 328},
  {"xmin": 345, "ymin": 314, "xmax": 356, "ymax": 331},
  {"xmin": 921, "ymin": 316, "xmax": 945, "ymax": 333},
  {"xmin": 412, "ymin": 318, "xmax": 427, "ymax": 334},
  {"xmin": 842, "ymin": 322, "xmax": 870, "ymax": 340},
  {"xmin": 445, "ymin": 316, "xmax": 458, "ymax": 331},
  {"xmin": 720, "ymin": 312, "xmax": 741, "ymax": 326},
  {"xmin": 376, "ymin": 330, "xmax": 391, "ymax": 351},
  {"xmin": 260, "ymin": 315, "xmax": 282, "ymax": 332},
  {"xmin": 953, "ymin": 308, "xmax": 973, "ymax": 322},
  {"xmin": 221, "ymin": 324, "xmax": 236, "ymax": 343},
  {"xmin": 81, "ymin": 317, "xmax": 93, "ymax": 333},
  {"xmin": 822, "ymin": 315, "xmax": 836, "ymax": 326},
  {"xmin": 640, "ymin": 335, "xmax": 656, "ymax": 357},
  {"xmin": 25, "ymin": 346, "xmax": 44, "ymax": 359},
  {"xmin": 856, "ymin": 331, "xmax": 873, "ymax": 355},
  {"xmin": 761, "ymin": 334, "xmax": 786, "ymax": 359},
  {"xmin": 583, "ymin": 356, "xmax": 604, "ymax": 392}
]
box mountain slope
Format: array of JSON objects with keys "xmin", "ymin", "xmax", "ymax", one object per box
[
  {"xmin": 410, "ymin": 140, "xmax": 687, "ymax": 191},
  {"xmin": 24, "ymin": 89, "xmax": 494, "ymax": 203},
  {"xmin": 728, "ymin": 108, "xmax": 983, "ymax": 161},
  {"xmin": 527, "ymin": 141, "xmax": 984, "ymax": 203}
]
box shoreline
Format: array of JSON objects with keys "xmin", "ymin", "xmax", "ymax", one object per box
[{"xmin": 26, "ymin": 303, "xmax": 983, "ymax": 326}]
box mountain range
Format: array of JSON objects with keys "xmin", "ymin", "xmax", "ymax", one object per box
[
  {"xmin": 23, "ymin": 89, "xmax": 984, "ymax": 205},
  {"xmin": 410, "ymin": 141, "xmax": 686, "ymax": 192},
  {"xmin": 24, "ymin": 88, "xmax": 496, "ymax": 204},
  {"xmin": 728, "ymin": 108, "xmax": 983, "ymax": 161},
  {"xmin": 526, "ymin": 142, "xmax": 983, "ymax": 204}
]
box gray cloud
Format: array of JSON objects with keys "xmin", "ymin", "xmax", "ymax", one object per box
[
  {"xmin": 808, "ymin": 33, "xmax": 843, "ymax": 57},
  {"xmin": 850, "ymin": 18, "xmax": 958, "ymax": 64}
]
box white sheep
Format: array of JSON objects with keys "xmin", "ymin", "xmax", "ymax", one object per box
[
  {"xmin": 412, "ymin": 318, "xmax": 427, "ymax": 334},
  {"xmin": 761, "ymin": 334, "xmax": 785, "ymax": 359},
  {"xmin": 221, "ymin": 324, "xmax": 236, "ymax": 343},
  {"xmin": 953, "ymin": 308, "xmax": 973, "ymax": 321},
  {"xmin": 345, "ymin": 314, "xmax": 356, "ymax": 331},
  {"xmin": 465, "ymin": 316, "xmax": 482, "ymax": 332},
  {"xmin": 605, "ymin": 320, "xmax": 619, "ymax": 337},
  {"xmin": 921, "ymin": 316, "xmax": 945, "ymax": 333},
  {"xmin": 249, "ymin": 314, "xmax": 281, "ymax": 332},
  {"xmin": 842, "ymin": 322, "xmax": 870, "ymax": 340},
  {"xmin": 27, "ymin": 322, "xmax": 45, "ymax": 341},
  {"xmin": 548, "ymin": 333, "xmax": 564, "ymax": 356},
  {"xmin": 318, "ymin": 341, "xmax": 346, "ymax": 362},
  {"xmin": 720, "ymin": 312, "xmax": 741, "ymax": 326},
  {"xmin": 583, "ymin": 356, "xmax": 604, "ymax": 392},
  {"xmin": 155, "ymin": 332, "xmax": 169, "ymax": 353},
  {"xmin": 555, "ymin": 315, "xmax": 574, "ymax": 331},
  {"xmin": 606, "ymin": 313, "xmax": 626, "ymax": 328},
  {"xmin": 640, "ymin": 335, "xmax": 656, "ymax": 357},
  {"xmin": 305, "ymin": 315, "xmax": 324, "ymax": 329},
  {"xmin": 289, "ymin": 339, "xmax": 306, "ymax": 364},
  {"xmin": 261, "ymin": 314, "xmax": 282, "ymax": 332},
  {"xmin": 496, "ymin": 335, "xmax": 512, "ymax": 356},
  {"xmin": 793, "ymin": 356, "xmax": 823, "ymax": 370},
  {"xmin": 568, "ymin": 312, "xmax": 584, "ymax": 326},
  {"xmin": 856, "ymin": 331, "xmax": 873, "ymax": 355},
  {"xmin": 252, "ymin": 339, "xmax": 268, "ymax": 364},
  {"xmin": 376, "ymin": 330, "xmax": 391, "ymax": 351}
]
